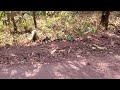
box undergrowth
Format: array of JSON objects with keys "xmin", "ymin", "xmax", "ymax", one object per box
[{"xmin": 0, "ymin": 11, "xmax": 120, "ymax": 46}]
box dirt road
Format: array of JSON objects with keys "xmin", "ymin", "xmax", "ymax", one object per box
[{"xmin": 0, "ymin": 33, "xmax": 120, "ymax": 79}]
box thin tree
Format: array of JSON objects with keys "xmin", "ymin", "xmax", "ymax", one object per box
[
  {"xmin": 6, "ymin": 12, "xmax": 11, "ymax": 25},
  {"xmin": 32, "ymin": 11, "xmax": 37, "ymax": 28},
  {"xmin": 11, "ymin": 11, "xmax": 17, "ymax": 32}
]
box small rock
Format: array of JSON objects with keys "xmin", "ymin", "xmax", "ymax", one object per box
[
  {"xmin": 92, "ymin": 47, "xmax": 96, "ymax": 50},
  {"xmin": 77, "ymin": 55, "xmax": 81, "ymax": 58},
  {"xmin": 80, "ymin": 61, "xmax": 91, "ymax": 66},
  {"xmin": 109, "ymin": 52, "xmax": 113, "ymax": 54},
  {"xmin": 80, "ymin": 61, "xmax": 87, "ymax": 66}
]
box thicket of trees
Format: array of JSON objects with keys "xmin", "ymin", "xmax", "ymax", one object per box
[
  {"xmin": 0, "ymin": 11, "xmax": 119, "ymax": 46},
  {"xmin": 0, "ymin": 11, "xmax": 111, "ymax": 32}
]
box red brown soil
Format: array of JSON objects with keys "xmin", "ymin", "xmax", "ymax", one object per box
[{"xmin": 0, "ymin": 32, "xmax": 120, "ymax": 79}]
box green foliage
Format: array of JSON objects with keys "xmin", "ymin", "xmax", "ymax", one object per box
[
  {"xmin": 0, "ymin": 11, "xmax": 5, "ymax": 18},
  {"xmin": 0, "ymin": 11, "xmax": 118, "ymax": 46},
  {"xmin": 21, "ymin": 19, "xmax": 27, "ymax": 25},
  {"xmin": 74, "ymin": 27, "xmax": 83, "ymax": 36},
  {"xmin": 0, "ymin": 21, "xmax": 4, "ymax": 30},
  {"xmin": 39, "ymin": 11, "xmax": 71, "ymax": 17},
  {"xmin": 83, "ymin": 26, "xmax": 96, "ymax": 34},
  {"xmin": 65, "ymin": 33, "xmax": 74, "ymax": 41}
]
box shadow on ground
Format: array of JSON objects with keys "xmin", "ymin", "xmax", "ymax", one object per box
[{"xmin": 1, "ymin": 32, "xmax": 120, "ymax": 79}]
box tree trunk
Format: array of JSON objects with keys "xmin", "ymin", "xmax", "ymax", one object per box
[
  {"xmin": 11, "ymin": 12, "xmax": 17, "ymax": 32},
  {"xmin": 100, "ymin": 11, "xmax": 110, "ymax": 31},
  {"xmin": 7, "ymin": 12, "xmax": 11, "ymax": 25},
  {"xmin": 33, "ymin": 11, "xmax": 37, "ymax": 28}
]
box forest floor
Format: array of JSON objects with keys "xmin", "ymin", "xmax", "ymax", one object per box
[{"xmin": 1, "ymin": 32, "xmax": 120, "ymax": 79}]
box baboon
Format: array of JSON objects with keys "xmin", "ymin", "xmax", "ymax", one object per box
[
  {"xmin": 31, "ymin": 30, "xmax": 38, "ymax": 42},
  {"xmin": 42, "ymin": 37, "xmax": 50, "ymax": 43}
]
